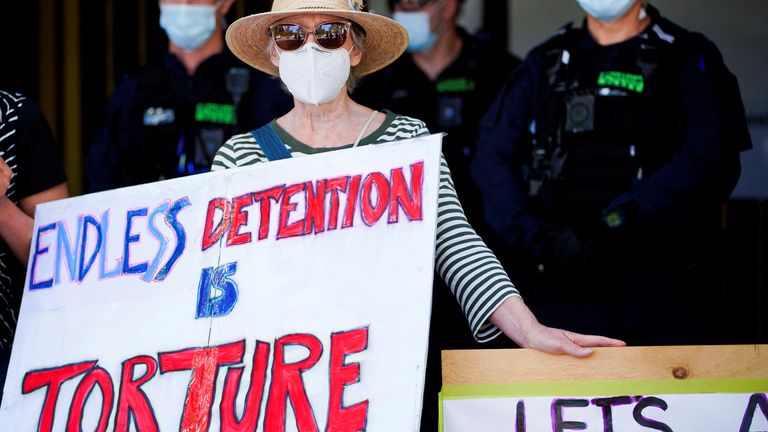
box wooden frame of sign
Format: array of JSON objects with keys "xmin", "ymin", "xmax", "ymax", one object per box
[{"xmin": 441, "ymin": 345, "xmax": 768, "ymax": 431}]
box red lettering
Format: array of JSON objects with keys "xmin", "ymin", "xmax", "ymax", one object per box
[
  {"xmin": 305, "ymin": 180, "xmax": 326, "ymax": 235},
  {"xmin": 220, "ymin": 341, "xmax": 271, "ymax": 431},
  {"xmin": 265, "ymin": 334, "xmax": 323, "ymax": 432},
  {"xmin": 327, "ymin": 328, "xmax": 369, "ymax": 432},
  {"xmin": 325, "ymin": 177, "xmax": 349, "ymax": 231},
  {"xmin": 343, "ymin": 175, "xmax": 362, "ymax": 229},
  {"xmin": 66, "ymin": 367, "xmax": 114, "ymax": 432},
  {"xmin": 114, "ymin": 355, "xmax": 159, "ymax": 432},
  {"xmin": 158, "ymin": 341, "xmax": 244, "ymax": 432},
  {"xmin": 22, "ymin": 361, "xmax": 96, "ymax": 432},
  {"xmin": 202, "ymin": 198, "xmax": 231, "ymax": 251},
  {"xmin": 203, "ymin": 163, "xmax": 424, "ymax": 246},
  {"xmin": 360, "ymin": 173, "xmax": 390, "ymax": 226},
  {"xmin": 277, "ymin": 183, "xmax": 306, "ymax": 239},
  {"xmin": 253, "ymin": 186, "xmax": 284, "ymax": 240},
  {"xmin": 389, "ymin": 162, "xmax": 423, "ymax": 223},
  {"xmin": 19, "ymin": 328, "xmax": 376, "ymax": 431},
  {"xmin": 228, "ymin": 193, "xmax": 254, "ymax": 246}
]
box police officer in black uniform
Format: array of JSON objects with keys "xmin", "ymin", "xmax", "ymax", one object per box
[
  {"xmin": 472, "ymin": 1, "xmax": 751, "ymax": 346},
  {"xmin": 87, "ymin": 0, "xmax": 292, "ymax": 192},
  {"xmin": 353, "ymin": 2, "xmax": 520, "ymax": 428},
  {"xmin": 354, "ymin": 0, "xmax": 519, "ymax": 232},
  {"xmin": 353, "ymin": 0, "xmax": 519, "ymax": 349}
]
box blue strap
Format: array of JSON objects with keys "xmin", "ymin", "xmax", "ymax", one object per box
[{"xmin": 250, "ymin": 123, "xmax": 292, "ymax": 161}]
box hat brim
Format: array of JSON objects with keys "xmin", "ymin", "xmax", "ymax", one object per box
[{"xmin": 226, "ymin": 10, "xmax": 408, "ymax": 77}]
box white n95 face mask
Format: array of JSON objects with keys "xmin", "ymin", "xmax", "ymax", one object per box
[
  {"xmin": 278, "ymin": 42, "xmax": 351, "ymax": 106},
  {"xmin": 159, "ymin": 3, "xmax": 217, "ymax": 51},
  {"xmin": 576, "ymin": 0, "xmax": 636, "ymax": 22}
]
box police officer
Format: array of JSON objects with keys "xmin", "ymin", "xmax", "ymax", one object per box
[
  {"xmin": 353, "ymin": 0, "xmax": 519, "ymax": 231},
  {"xmin": 472, "ymin": 1, "xmax": 751, "ymax": 346},
  {"xmin": 352, "ymin": 2, "xmax": 520, "ymax": 428},
  {"xmin": 87, "ymin": 0, "xmax": 292, "ymax": 192},
  {"xmin": 353, "ymin": 0, "xmax": 520, "ymax": 349}
]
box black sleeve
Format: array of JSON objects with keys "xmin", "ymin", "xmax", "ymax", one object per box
[
  {"xmin": 607, "ymin": 35, "xmax": 751, "ymax": 226},
  {"xmin": 349, "ymin": 67, "xmax": 392, "ymax": 112},
  {"xmin": 470, "ymin": 49, "xmax": 551, "ymax": 255},
  {"xmin": 13, "ymin": 98, "xmax": 66, "ymax": 199},
  {"xmin": 239, "ymin": 70, "xmax": 293, "ymax": 130},
  {"xmin": 85, "ymin": 77, "xmax": 139, "ymax": 193}
]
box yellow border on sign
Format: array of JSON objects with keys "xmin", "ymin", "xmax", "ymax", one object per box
[
  {"xmin": 439, "ymin": 379, "xmax": 767, "ymax": 432},
  {"xmin": 439, "ymin": 346, "xmax": 768, "ymax": 431},
  {"xmin": 441, "ymin": 378, "xmax": 768, "ymax": 399}
]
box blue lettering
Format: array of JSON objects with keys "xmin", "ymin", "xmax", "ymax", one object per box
[
  {"xmin": 30, "ymin": 223, "xmax": 57, "ymax": 290},
  {"xmin": 123, "ymin": 208, "xmax": 149, "ymax": 275},
  {"xmin": 78, "ymin": 215, "xmax": 102, "ymax": 282},
  {"xmin": 54, "ymin": 219, "xmax": 82, "ymax": 285},
  {"xmin": 98, "ymin": 210, "xmax": 122, "ymax": 279},
  {"xmin": 155, "ymin": 197, "xmax": 190, "ymax": 281},
  {"xmin": 196, "ymin": 262, "xmax": 239, "ymax": 318},
  {"xmin": 34, "ymin": 197, "xmax": 191, "ymax": 289},
  {"xmin": 142, "ymin": 202, "xmax": 170, "ymax": 282}
]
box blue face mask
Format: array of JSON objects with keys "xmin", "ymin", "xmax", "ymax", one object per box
[
  {"xmin": 159, "ymin": 3, "xmax": 218, "ymax": 51},
  {"xmin": 576, "ymin": 0, "xmax": 636, "ymax": 22},
  {"xmin": 393, "ymin": 10, "xmax": 439, "ymax": 53}
]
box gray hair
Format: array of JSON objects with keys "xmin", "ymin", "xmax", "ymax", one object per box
[{"xmin": 265, "ymin": 21, "xmax": 368, "ymax": 92}]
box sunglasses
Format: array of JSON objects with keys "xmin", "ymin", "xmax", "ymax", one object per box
[{"xmin": 269, "ymin": 21, "xmax": 351, "ymax": 51}]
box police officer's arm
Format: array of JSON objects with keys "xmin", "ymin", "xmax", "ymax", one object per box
[
  {"xmin": 471, "ymin": 51, "xmax": 551, "ymax": 254},
  {"xmin": 606, "ymin": 37, "xmax": 749, "ymax": 225}
]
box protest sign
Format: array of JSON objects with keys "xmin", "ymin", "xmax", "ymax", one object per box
[
  {"xmin": 440, "ymin": 345, "xmax": 768, "ymax": 431},
  {"xmin": 0, "ymin": 134, "xmax": 443, "ymax": 431}
]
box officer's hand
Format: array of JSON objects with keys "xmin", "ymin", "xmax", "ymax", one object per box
[
  {"xmin": 540, "ymin": 228, "xmax": 595, "ymax": 275},
  {"xmin": 596, "ymin": 200, "xmax": 642, "ymax": 264},
  {"xmin": 0, "ymin": 157, "xmax": 12, "ymax": 202},
  {"xmin": 490, "ymin": 296, "xmax": 626, "ymax": 357}
]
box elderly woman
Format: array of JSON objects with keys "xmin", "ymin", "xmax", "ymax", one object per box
[{"xmin": 213, "ymin": 0, "xmax": 624, "ymax": 356}]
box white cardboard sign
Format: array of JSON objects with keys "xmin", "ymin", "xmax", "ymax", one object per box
[
  {"xmin": 0, "ymin": 134, "xmax": 443, "ymax": 431},
  {"xmin": 442, "ymin": 392, "xmax": 768, "ymax": 432}
]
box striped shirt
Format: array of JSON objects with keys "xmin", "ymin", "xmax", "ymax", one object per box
[
  {"xmin": 0, "ymin": 91, "xmax": 24, "ymax": 349},
  {"xmin": 212, "ymin": 110, "xmax": 519, "ymax": 342},
  {"xmin": 0, "ymin": 91, "xmax": 66, "ymax": 349}
]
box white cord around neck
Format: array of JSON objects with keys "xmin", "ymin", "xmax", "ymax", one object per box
[{"xmin": 353, "ymin": 110, "xmax": 379, "ymax": 148}]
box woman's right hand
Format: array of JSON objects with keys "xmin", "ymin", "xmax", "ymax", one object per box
[{"xmin": 489, "ymin": 296, "xmax": 626, "ymax": 357}]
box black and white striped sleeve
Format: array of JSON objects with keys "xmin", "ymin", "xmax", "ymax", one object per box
[
  {"xmin": 387, "ymin": 115, "xmax": 521, "ymax": 342},
  {"xmin": 434, "ymin": 154, "xmax": 521, "ymax": 342},
  {"xmin": 211, "ymin": 133, "xmax": 265, "ymax": 171}
]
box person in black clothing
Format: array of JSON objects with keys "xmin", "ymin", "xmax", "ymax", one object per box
[
  {"xmin": 472, "ymin": 1, "xmax": 752, "ymax": 346},
  {"xmin": 355, "ymin": 0, "xmax": 519, "ymax": 230},
  {"xmin": 0, "ymin": 90, "xmax": 68, "ymax": 404},
  {"xmin": 352, "ymin": 1, "xmax": 521, "ymax": 429},
  {"xmin": 87, "ymin": 0, "xmax": 292, "ymax": 192},
  {"xmin": 354, "ymin": 0, "xmax": 521, "ymax": 346}
]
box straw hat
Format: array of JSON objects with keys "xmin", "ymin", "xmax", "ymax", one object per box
[{"xmin": 226, "ymin": 0, "xmax": 409, "ymax": 77}]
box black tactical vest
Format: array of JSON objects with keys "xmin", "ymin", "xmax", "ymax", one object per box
[
  {"xmin": 526, "ymin": 25, "xmax": 684, "ymax": 228},
  {"xmin": 133, "ymin": 61, "xmax": 247, "ymax": 184}
]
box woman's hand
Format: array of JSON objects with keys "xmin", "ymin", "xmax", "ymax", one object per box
[{"xmin": 489, "ymin": 296, "xmax": 625, "ymax": 357}]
